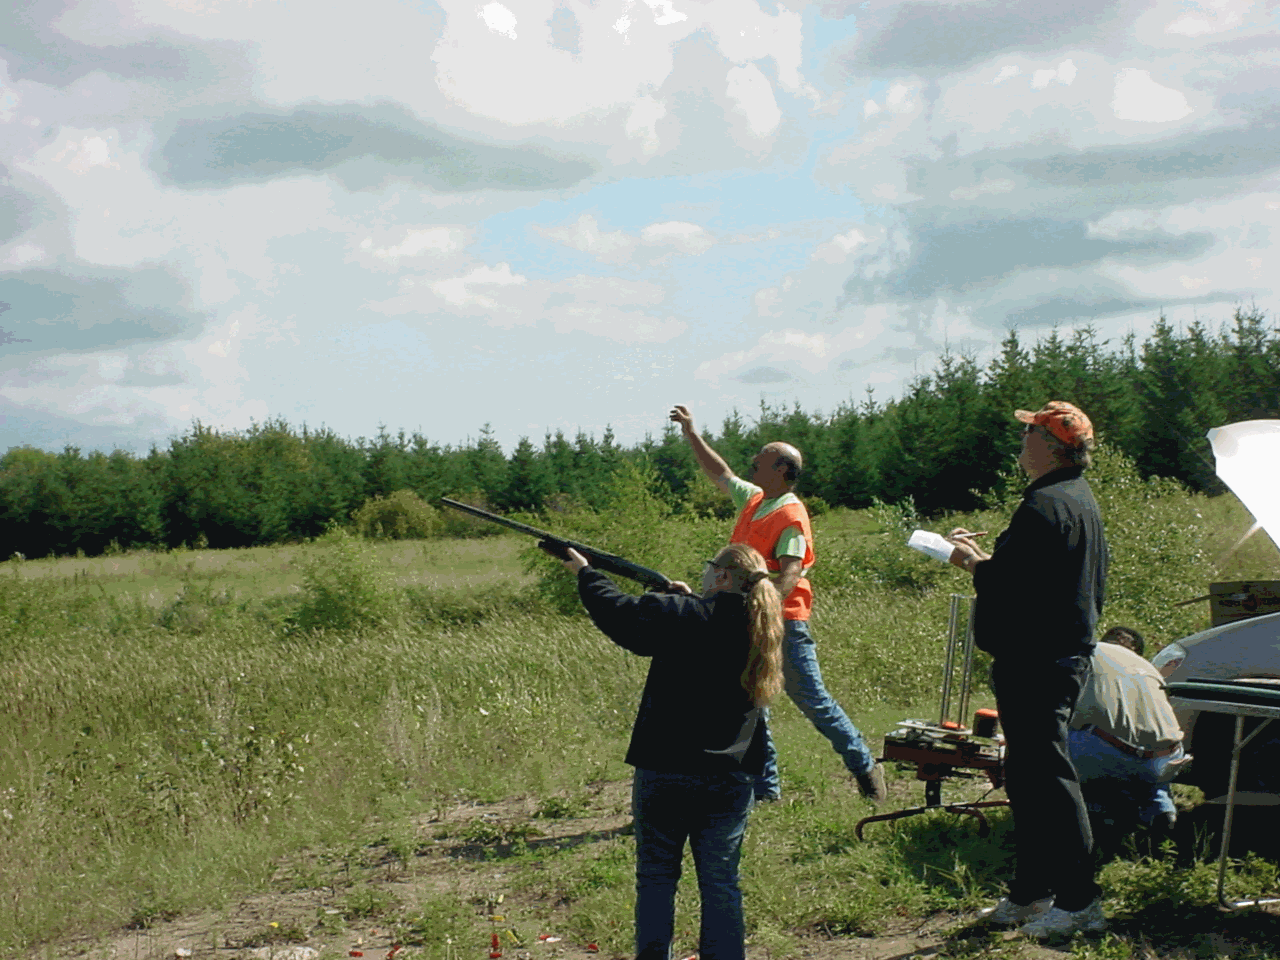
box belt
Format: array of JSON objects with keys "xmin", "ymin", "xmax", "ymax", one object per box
[{"xmin": 1088, "ymin": 726, "xmax": 1180, "ymax": 760}]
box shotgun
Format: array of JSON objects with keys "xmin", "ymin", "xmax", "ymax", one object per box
[{"xmin": 438, "ymin": 498, "xmax": 674, "ymax": 590}]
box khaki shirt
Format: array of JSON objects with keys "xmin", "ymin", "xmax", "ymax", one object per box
[{"xmin": 1071, "ymin": 642, "xmax": 1183, "ymax": 750}]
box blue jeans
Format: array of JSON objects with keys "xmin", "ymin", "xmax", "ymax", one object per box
[
  {"xmin": 1068, "ymin": 728, "xmax": 1180, "ymax": 825},
  {"xmin": 756, "ymin": 619, "xmax": 876, "ymax": 799},
  {"xmin": 632, "ymin": 768, "xmax": 754, "ymax": 960}
]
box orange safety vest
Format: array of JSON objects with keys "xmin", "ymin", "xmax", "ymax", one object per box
[{"xmin": 729, "ymin": 492, "xmax": 815, "ymax": 621}]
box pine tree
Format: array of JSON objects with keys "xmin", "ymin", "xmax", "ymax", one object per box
[{"xmin": 503, "ymin": 437, "xmax": 552, "ymax": 511}]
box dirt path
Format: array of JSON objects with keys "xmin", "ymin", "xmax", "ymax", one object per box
[{"xmin": 35, "ymin": 780, "xmax": 1086, "ymax": 960}]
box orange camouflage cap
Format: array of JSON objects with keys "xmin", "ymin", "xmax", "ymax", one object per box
[{"xmin": 1014, "ymin": 401, "xmax": 1094, "ymax": 446}]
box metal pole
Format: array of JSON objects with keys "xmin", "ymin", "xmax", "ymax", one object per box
[
  {"xmin": 1217, "ymin": 716, "xmax": 1280, "ymax": 909},
  {"xmin": 1217, "ymin": 713, "xmax": 1245, "ymax": 907},
  {"xmin": 956, "ymin": 597, "xmax": 977, "ymax": 726},
  {"xmin": 940, "ymin": 595, "xmax": 961, "ymax": 725}
]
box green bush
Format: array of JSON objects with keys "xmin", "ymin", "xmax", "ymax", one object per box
[
  {"xmin": 814, "ymin": 496, "xmax": 947, "ymax": 594},
  {"xmin": 680, "ymin": 473, "xmax": 737, "ymax": 520},
  {"xmin": 525, "ymin": 461, "xmax": 728, "ymax": 616},
  {"xmin": 802, "ymin": 494, "xmax": 830, "ymax": 517},
  {"xmin": 438, "ymin": 491, "xmax": 506, "ymax": 539},
  {"xmin": 353, "ymin": 489, "xmax": 442, "ymax": 540},
  {"xmin": 287, "ymin": 526, "xmax": 401, "ymax": 634},
  {"xmin": 1083, "ymin": 444, "xmax": 1212, "ymax": 644}
]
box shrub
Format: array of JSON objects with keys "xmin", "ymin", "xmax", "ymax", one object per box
[
  {"xmin": 525, "ymin": 461, "xmax": 728, "ymax": 616},
  {"xmin": 815, "ymin": 496, "xmax": 948, "ymax": 594},
  {"xmin": 803, "ymin": 495, "xmax": 830, "ymax": 517},
  {"xmin": 353, "ymin": 489, "xmax": 441, "ymax": 540},
  {"xmin": 287, "ymin": 526, "xmax": 401, "ymax": 634},
  {"xmin": 1085, "ymin": 444, "xmax": 1212, "ymax": 643},
  {"xmin": 681, "ymin": 474, "xmax": 737, "ymax": 520},
  {"xmin": 438, "ymin": 491, "xmax": 505, "ymax": 539}
]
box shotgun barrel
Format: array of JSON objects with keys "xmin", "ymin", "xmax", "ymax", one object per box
[{"xmin": 438, "ymin": 497, "xmax": 673, "ymax": 590}]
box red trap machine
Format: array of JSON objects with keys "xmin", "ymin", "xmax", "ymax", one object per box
[{"xmin": 856, "ymin": 594, "xmax": 1009, "ymax": 839}]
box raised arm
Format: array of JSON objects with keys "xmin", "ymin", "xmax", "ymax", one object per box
[{"xmin": 670, "ymin": 404, "xmax": 733, "ymax": 493}]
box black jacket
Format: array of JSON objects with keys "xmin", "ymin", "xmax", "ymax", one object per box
[
  {"xmin": 972, "ymin": 467, "xmax": 1109, "ymax": 662},
  {"xmin": 576, "ymin": 567, "xmax": 767, "ymax": 775}
]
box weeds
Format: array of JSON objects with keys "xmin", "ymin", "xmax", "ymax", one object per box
[
  {"xmin": 342, "ymin": 884, "xmax": 402, "ymax": 919},
  {"xmin": 0, "ymin": 469, "xmax": 1277, "ymax": 956},
  {"xmin": 241, "ymin": 922, "xmax": 308, "ymax": 947},
  {"xmin": 535, "ymin": 794, "xmax": 590, "ymax": 820},
  {"xmin": 394, "ymin": 894, "xmax": 480, "ymax": 949}
]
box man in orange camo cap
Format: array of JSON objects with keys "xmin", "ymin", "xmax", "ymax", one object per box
[{"xmin": 948, "ymin": 401, "xmax": 1111, "ymax": 940}]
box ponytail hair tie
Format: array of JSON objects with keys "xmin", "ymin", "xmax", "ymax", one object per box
[{"xmin": 748, "ymin": 571, "xmax": 769, "ymax": 585}]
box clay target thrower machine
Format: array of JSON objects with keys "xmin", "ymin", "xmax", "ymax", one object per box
[{"xmin": 856, "ymin": 594, "xmax": 1009, "ymax": 839}]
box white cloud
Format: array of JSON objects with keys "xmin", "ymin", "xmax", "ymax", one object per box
[
  {"xmin": 813, "ymin": 229, "xmax": 869, "ymax": 264},
  {"xmin": 1165, "ymin": 0, "xmax": 1253, "ymax": 36},
  {"xmin": 624, "ymin": 97, "xmax": 667, "ymax": 157},
  {"xmin": 725, "ymin": 63, "xmax": 781, "ymax": 138},
  {"xmin": 52, "ymin": 135, "xmax": 120, "ymax": 175},
  {"xmin": 21, "ymin": 127, "xmax": 348, "ymax": 306},
  {"xmin": 546, "ymin": 276, "xmax": 687, "ymax": 342},
  {"xmin": 1091, "ymin": 191, "xmax": 1280, "ymax": 302},
  {"xmin": 643, "ymin": 0, "xmax": 688, "ymax": 27},
  {"xmin": 640, "ymin": 221, "xmax": 716, "ymax": 255},
  {"xmin": 1111, "ymin": 68, "xmax": 1192, "ymax": 123},
  {"xmin": 1033, "ymin": 59, "xmax": 1077, "ymax": 89},
  {"xmin": 950, "ymin": 178, "xmax": 1016, "ymax": 201},
  {"xmin": 479, "ymin": 2, "xmax": 518, "ymax": 39},
  {"xmin": 992, "ymin": 65, "xmax": 1021, "ymax": 85},
  {"xmin": 369, "ymin": 227, "xmax": 465, "ymax": 262},
  {"xmin": 3, "ymin": 243, "xmax": 46, "ymax": 265},
  {"xmin": 430, "ymin": 262, "xmax": 527, "ymax": 309},
  {"xmin": 695, "ymin": 322, "xmax": 889, "ymax": 383},
  {"xmin": 0, "ymin": 332, "xmax": 269, "ymax": 437},
  {"xmin": 0, "ymin": 81, "xmax": 18, "ymax": 123},
  {"xmin": 538, "ymin": 215, "xmax": 715, "ymax": 261},
  {"xmin": 754, "ymin": 287, "xmax": 783, "ymax": 316},
  {"xmin": 369, "ymin": 265, "xmax": 686, "ymax": 343},
  {"xmin": 536, "ymin": 214, "xmax": 637, "ymax": 264},
  {"xmin": 864, "ymin": 82, "xmax": 917, "ymax": 116}
]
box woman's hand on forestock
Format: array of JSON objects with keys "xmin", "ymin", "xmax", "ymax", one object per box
[
  {"xmin": 560, "ymin": 547, "xmax": 590, "ymax": 575},
  {"xmin": 664, "ymin": 580, "xmax": 693, "ymax": 595}
]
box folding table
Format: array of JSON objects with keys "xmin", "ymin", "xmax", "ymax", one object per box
[{"xmin": 1167, "ymin": 678, "xmax": 1280, "ymax": 910}]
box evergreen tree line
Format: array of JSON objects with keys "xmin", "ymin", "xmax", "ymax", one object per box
[{"xmin": 1, "ymin": 307, "xmax": 1276, "ymax": 559}]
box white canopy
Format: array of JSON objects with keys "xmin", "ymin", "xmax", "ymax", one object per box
[{"xmin": 1206, "ymin": 420, "xmax": 1280, "ymax": 553}]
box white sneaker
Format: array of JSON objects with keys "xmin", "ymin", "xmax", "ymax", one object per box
[
  {"xmin": 1018, "ymin": 899, "xmax": 1107, "ymax": 939},
  {"xmin": 978, "ymin": 896, "xmax": 1053, "ymax": 926}
]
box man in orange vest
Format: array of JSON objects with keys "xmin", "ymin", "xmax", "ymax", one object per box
[{"xmin": 670, "ymin": 404, "xmax": 886, "ymax": 802}]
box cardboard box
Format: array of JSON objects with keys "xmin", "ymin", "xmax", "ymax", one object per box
[{"xmin": 1209, "ymin": 581, "xmax": 1280, "ymax": 627}]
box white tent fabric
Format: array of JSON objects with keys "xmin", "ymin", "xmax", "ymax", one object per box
[{"xmin": 1206, "ymin": 420, "xmax": 1280, "ymax": 553}]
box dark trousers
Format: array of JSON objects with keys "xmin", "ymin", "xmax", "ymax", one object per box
[
  {"xmin": 993, "ymin": 653, "xmax": 1099, "ymax": 912},
  {"xmin": 632, "ymin": 768, "xmax": 755, "ymax": 960}
]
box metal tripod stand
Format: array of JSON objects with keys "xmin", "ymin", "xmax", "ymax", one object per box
[{"xmin": 856, "ymin": 594, "xmax": 1009, "ymax": 839}]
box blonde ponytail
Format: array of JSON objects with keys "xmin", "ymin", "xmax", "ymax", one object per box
[{"xmin": 711, "ymin": 543, "xmax": 784, "ymax": 707}]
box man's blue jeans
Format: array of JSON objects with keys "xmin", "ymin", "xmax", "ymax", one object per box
[
  {"xmin": 756, "ymin": 619, "xmax": 876, "ymax": 799},
  {"xmin": 632, "ymin": 768, "xmax": 754, "ymax": 960},
  {"xmin": 1067, "ymin": 728, "xmax": 1180, "ymax": 825}
]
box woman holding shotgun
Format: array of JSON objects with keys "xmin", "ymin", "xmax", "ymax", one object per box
[{"xmin": 556, "ymin": 542, "xmax": 784, "ymax": 960}]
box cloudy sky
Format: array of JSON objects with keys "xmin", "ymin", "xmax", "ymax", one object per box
[{"xmin": 1, "ymin": 0, "xmax": 1277, "ymax": 455}]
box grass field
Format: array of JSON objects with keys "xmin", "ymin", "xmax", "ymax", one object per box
[{"xmin": 2, "ymin": 464, "xmax": 1280, "ymax": 958}]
